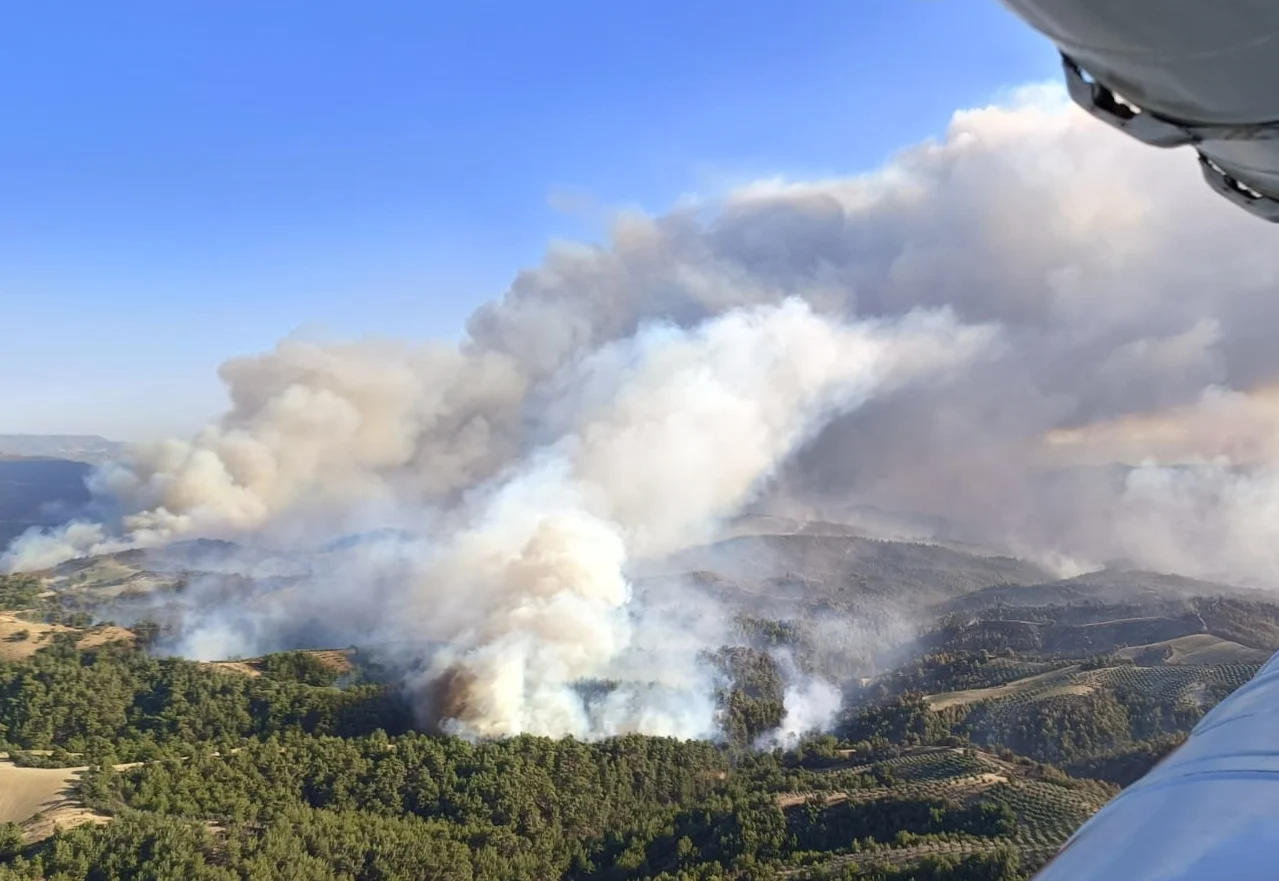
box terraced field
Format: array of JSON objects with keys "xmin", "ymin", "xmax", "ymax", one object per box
[
  {"xmin": 952, "ymin": 658, "xmax": 1071, "ymax": 689},
  {"xmin": 781, "ymin": 836, "xmax": 1018, "ymax": 879},
  {"xmin": 1084, "ymin": 663, "xmax": 1259, "ymax": 700},
  {"xmin": 924, "ymin": 661, "xmax": 1261, "ymax": 717},
  {"xmin": 992, "ymin": 779, "xmax": 1109, "ymax": 850},
  {"xmin": 923, "ymin": 665, "xmax": 1082, "ymax": 711},
  {"xmin": 872, "ymin": 749, "xmax": 992, "ymax": 782},
  {"xmin": 777, "ymin": 748, "xmax": 1111, "ymax": 878}
]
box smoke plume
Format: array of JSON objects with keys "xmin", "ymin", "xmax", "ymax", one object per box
[
  {"xmin": 7, "ymin": 300, "xmax": 990, "ymax": 739},
  {"xmin": 10, "ymin": 83, "xmax": 1279, "ymax": 735}
]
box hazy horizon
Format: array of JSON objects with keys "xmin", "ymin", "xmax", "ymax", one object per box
[{"xmin": 1, "ymin": 0, "xmax": 1056, "ymax": 440}]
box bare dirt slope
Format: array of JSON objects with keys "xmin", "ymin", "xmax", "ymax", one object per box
[
  {"xmin": 204, "ymin": 660, "xmax": 262, "ymax": 678},
  {"xmin": 0, "ymin": 759, "xmax": 110, "ymax": 840},
  {"xmin": 0, "ymin": 762, "xmax": 78, "ymax": 824},
  {"xmin": 0, "ymin": 614, "xmax": 132, "ymax": 660},
  {"xmin": 76, "ymin": 625, "xmax": 137, "ymax": 650},
  {"xmin": 43, "ymin": 552, "xmax": 185, "ymax": 598},
  {"xmin": 0, "ymin": 615, "xmax": 67, "ymax": 661},
  {"xmin": 204, "ymin": 648, "xmax": 356, "ymax": 678},
  {"xmin": 924, "ymin": 666, "xmax": 1082, "ymax": 711},
  {"xmin": 1117, "ymin": 633, "xmax": 1270, "ymax": 665}
]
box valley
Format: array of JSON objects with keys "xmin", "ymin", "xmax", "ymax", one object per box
[{"xmin": 0, "ymin": 525, "xmax": 1273, "ymax": 879}]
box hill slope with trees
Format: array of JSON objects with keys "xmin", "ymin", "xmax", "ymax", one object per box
[{"xmin": 0, "ymin": 541, "xmax": 1271, "ymax": 880}]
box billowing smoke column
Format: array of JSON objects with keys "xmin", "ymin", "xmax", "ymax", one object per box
[
  {"xmin": 5, "ymin": 300, "xmax": 993, "ymax": 739},
  {"xmin": 377, "ymin": 302, "xmax": 991, "ymax": 738},
  {"xmin": 10, "ymin": 84, "xmax": 1279, "ymax": 733}
]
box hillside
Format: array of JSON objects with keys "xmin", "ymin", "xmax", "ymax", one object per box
[
  {"xmin": 939, "ymin": 568, "xmax": 1250, "ymax": 613},
  {"xmin": 0, "ymin": 526, "xmax": 1273, "ymax": 879},
  {"xmin": 651, "ymin": 532, "xmax": 1052, "ymax": 614},
  {"xmin": 0, "ymin": 758, "xmax": 112, "ymax": 841},
  {"xmin": 1114, "ymin": 633, "xmax": 1269, "ymax": 666},
  {"xmin": 928, "ymin": 591, "xmax": 1279, "ymax": 657}
]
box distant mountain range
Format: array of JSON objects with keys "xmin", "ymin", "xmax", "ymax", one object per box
[{"xmin": 0, "ymin": 435, "xmax": 123, "ymax": 464}]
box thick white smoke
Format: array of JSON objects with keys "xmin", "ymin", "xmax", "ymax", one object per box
[
  {"xmin": 3, "ymin": 522, "xmax": 124, "ymax": 573},
  {"xmin": 400, "ymin": 302, "xmax": 990, "ymax": 737},
  {"xmin": 9, "ymin": 300, "xmax": 989, "ymax": 738},
  {"xmin": 10, "ymin": 82, "xmax": 1279, "ymax": 735},
  {"xmin": 766, "ymin": 680, "xmax": 845, "ymax": 749},
  {"xmin": 351, "ymin": 302, "xmax": 992, "ymax": 737}
]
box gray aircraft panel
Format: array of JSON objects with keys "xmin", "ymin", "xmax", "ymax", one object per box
[{"xmin": 1000, "ymin": 0, "xmax": 1279, "ymax": 220}]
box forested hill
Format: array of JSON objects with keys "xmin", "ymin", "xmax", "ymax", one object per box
[
  {"xmin": 649, "ymin": 533, "xmax": 1052, "ymax": 613},
  {"xmin": 0, "ymin": 567, "xmax": 1270, "ymax": 880},
  {"xmin": 0, "ymin": 635, "xmax": 1076, "ymax": 881}
]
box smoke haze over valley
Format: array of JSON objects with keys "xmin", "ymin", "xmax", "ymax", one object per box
[{"xmin": 9, "ymin": 87, "xmax": 1279, "ymax": 742}]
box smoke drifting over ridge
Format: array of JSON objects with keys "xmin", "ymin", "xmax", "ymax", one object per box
[
  {"xmin": 10, "ymin": 85, "xmax": 1279, "ymax": 734},
  {"xmin": 9, "ymin": 301, "xmax": 993, "ymax": 740}
]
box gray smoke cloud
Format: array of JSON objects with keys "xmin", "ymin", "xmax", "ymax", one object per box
[
  {"xmin": 9, "ymin": 83, "xmax": 1279, "ymax": 735},
  {"xmin": 381, "ymin": 303, "xmax": 989, "ymax": 738},
  {"xmin": 7, "ymin": 300, "xmax": 990, "ymax": 739}
]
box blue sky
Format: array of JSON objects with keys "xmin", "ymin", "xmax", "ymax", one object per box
[{"xmin": 1, "ymin": 0, "xmax": 1057, "ymax": 440}]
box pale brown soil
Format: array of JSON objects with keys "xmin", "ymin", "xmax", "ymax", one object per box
[
  {"xmin": 0, "ymin": 760, "xmax": 108, "ymax": 841},
  {"xmin": 1117, "ymin": 634, "xmax": 1269, "ymax": 666},
  {"xmin": 924, "ymin": 666, "xmax": 1081, "ymax": 711},
  {"xmin": 203, "ymin": 660, "xmax": 263, "ymax": 678},
  {"xmin": 0, "ymin": 615, "xmax": 67, "ymax": 661},
  {"xmin": 76, "ymin": 625, "xmax": 137, "ymax": 650},
  {"xmin": 0, "ymin": 758, "xmax": 143, "ymax": 842},
  {"xmin": 203, "ymin": 648, "xmax": 357, "ymax": 678}
]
